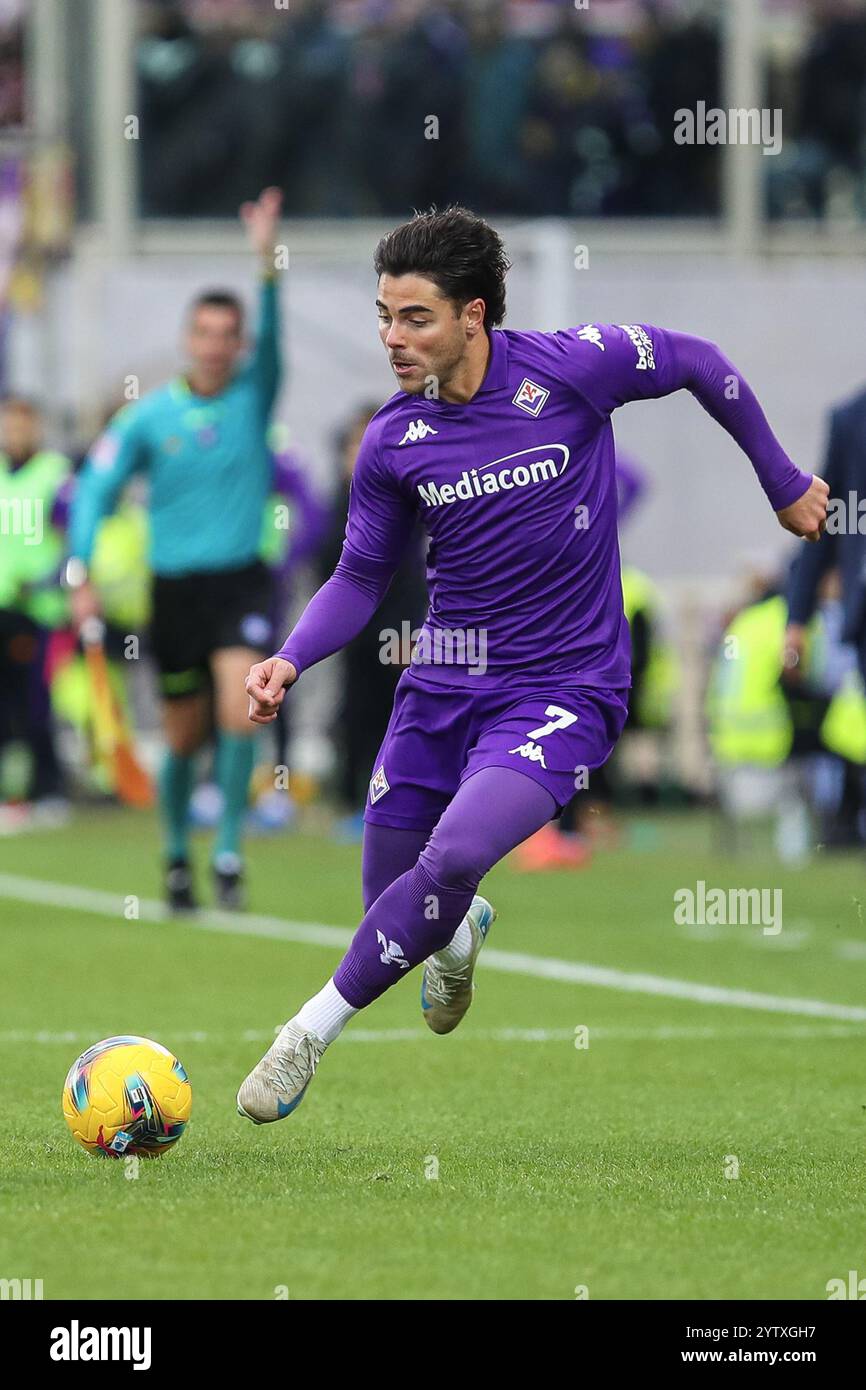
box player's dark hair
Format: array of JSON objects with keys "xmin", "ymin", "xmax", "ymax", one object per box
[
  {"xmin": 374, "ymin": 207, "xmax": 511, "ymax": 330},
  {"xmin": 188, "ymin": 289, "xmax": 244, "ymax": 332}
]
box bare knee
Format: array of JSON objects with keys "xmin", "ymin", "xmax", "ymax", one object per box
[
  {"xmin": 165, "ymin": 722, "xmax": 208, "ymax": 757},
  {"xmin": 162, "ymin": 695, "xmax": 209, "ymax": 758}
]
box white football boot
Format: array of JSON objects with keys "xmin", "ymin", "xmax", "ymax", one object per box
[
  {"xmin": 236, "ymin": 1018, "xmax": 327, "ymax": 1124},
  {"xmin": 420, "ymin": 895, "xmax": 496, "ymax": 1035}
]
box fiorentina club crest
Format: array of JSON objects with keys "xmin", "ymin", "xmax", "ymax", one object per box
[
  {"xmin": 369, "ymin": 765, "xmax": 390, "ymax": 804},
  {"xmin": 512, "ymin": 378, "xmax": 549, "ymax": 417}
]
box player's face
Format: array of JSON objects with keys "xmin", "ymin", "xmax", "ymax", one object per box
[
  {"xmin": 0, "ymin": 405, "xmax": 41, "ymax": 461},
  {"xmin": 186, "ymin": 306, "xmax": 244, "ymax": 384},
  {"xmin": 376, "ymin": 274, "xmax": 478, "ymax": 396}
]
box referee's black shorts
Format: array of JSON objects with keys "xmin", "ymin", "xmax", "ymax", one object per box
[{"xmin": 150, "ymin": 560, "xmax": 274, "ymax": 700}]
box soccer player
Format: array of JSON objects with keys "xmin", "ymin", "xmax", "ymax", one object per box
[
  {"xmin": 68, "ymin": 188, "xmax": 283, "ymax": 911},
  {"xmin": 237, "ymin": 206, "xmax": 828, "ymax": 1123}
]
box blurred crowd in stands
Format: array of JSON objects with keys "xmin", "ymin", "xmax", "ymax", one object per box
[{"xmin": 134, "ymin": 0, "xmax": 866, "ymax": 222}]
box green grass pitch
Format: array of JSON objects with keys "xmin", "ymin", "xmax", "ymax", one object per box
[{"xmin": 1, "ymin": 807, "xmax": 865, "ymax": 1300}]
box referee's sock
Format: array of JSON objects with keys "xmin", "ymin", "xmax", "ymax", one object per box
[
  {"xmin": 160, "ymin": 750, "xmax": 194, "ymax": 862},
  {"xmin": 214, "ymin": 731, "xmax": 255, "ymax": 863}
]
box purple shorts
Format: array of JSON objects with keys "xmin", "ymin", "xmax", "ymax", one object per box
[{"xmin": 364, "ymin": 666, "xmax": 629, "ymax": 830}]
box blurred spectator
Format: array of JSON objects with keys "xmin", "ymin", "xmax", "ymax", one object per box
[
  {"xmin": 0, "ymin": 0, "xmax": 25, "ymax": 131},
  {"xmin": 460, "ymin": 1, "xmax": 535, "ymax": 212},
  {"xmin": 320, "ymin": 402, "xmax": 427, "ymax": 835},
  {"xmin": 634, "ymin": 5, "xmax": 721, "ymax": 216},
  {"xmin": 708, "ymin": 566, "xmax": 866, "ymax": 861},
  {"xmin": 262, "ymin": 433, "xmax": 329, "ymax": 782},
  {"xmin": 787, "ymin": 381, "xmax": 866, "ymax": 696},
  {"xmin": 795, "ymin": 3, "xmax": 866, "ymax": 218},
  {"xmin": 344, "ymin": 1, "xmax": 467, "ymax": 215},
  {"xmin": 520, "ymin": 10, "xmax": 645, "ymax": 216},
  {"xmin": 260, "ymin": 0, "xmax": 351, "ymax": 216},
  {"xmin": 0, "ymin": 397, "xmax": 72, "ymax": 813}
]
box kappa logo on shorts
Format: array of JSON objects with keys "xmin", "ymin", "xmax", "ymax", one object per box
[
  {"xmin": 369, "ymin": 765, "xmax": 390, "ymax": 803},
  {"xmin": 507, "ymin": 705, "xmax": 577, "ymax": 767},
  {"xmin": 512, "ymin": 378, "xmax": 550, "ymax": 417},
  {"xmin": 508, "ymin": 740, "xmax": 548, "ymax": 767}
]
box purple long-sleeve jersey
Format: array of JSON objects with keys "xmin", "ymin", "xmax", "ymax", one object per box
[{"xmin": 276, "ymin": 324, "xmax": 811, "ymax": 688}]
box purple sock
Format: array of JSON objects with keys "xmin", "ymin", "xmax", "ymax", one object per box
[
  {"xmin": 334, "ymin": 767, "xmax": 556, "ymax": 1008},
  {"xmin": 361, "ymin": 822, "xmax": 431, "ymax": 912},
  {"xmin": 334, "ymin": 859, "xmax": 474, "ymax": 1005}
]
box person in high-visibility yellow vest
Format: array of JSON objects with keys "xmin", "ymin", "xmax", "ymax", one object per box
[
  {"xmin": 706, "ymin": 592, "xmax": 793, "ymax": 769},
  {"xmin": 707, "ymin": 582, "xmax": 866, "ymax": 855},
  {"xmin": 708, "ymin": 589, "xmax": 866, "ymax": 770},
  {"xmin": 48, "ymin": 498, "xmax": 151, "ymax": 785},
  {"xmin": 621, "ymin": 565, "xmax": 678, "ymax": 732},
  {"xmin": 0, "ymin": 397, "xmax": 73, "ymax": 806}
]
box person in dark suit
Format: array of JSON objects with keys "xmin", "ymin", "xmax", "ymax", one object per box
[
  {"xmin": 786, "ymin": 388, "xmax": 866, "ymax": 678},
  {"xmin": 321, "ymin": 402, "xmax": 428, "ymax": 833}
]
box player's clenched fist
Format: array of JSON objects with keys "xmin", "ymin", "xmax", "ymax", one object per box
[
  {"xmin": 776, "ymin": 474, "xmax": 830, "ymax": 543},
  {"xmin": 245, "ymin": 656, "xmax": 297, "ymax": 724}
]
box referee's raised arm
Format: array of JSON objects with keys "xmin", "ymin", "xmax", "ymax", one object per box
[{"xmin": 240, "ymin": 187, "xmax": 284, "ymax": 415}]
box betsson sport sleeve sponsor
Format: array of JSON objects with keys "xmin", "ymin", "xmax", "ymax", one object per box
[
  {"xmin": 274, "ymin": 423, "xmax": 416, "ymax": 677},
  {"xmin": 559, "ymin": 323, "xmax": 813, "ymax": 513},
  {"xmin": 69, "ymin": 407, "xmax": 150, "ymax": 565}
]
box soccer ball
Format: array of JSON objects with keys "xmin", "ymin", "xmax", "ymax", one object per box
[{"xmin": 62, "ymin": 1036, "xmax": 192, "ymax": 1158}]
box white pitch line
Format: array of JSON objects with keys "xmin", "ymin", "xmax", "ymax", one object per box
[
  {"xmin": 1, "ymin": 1024, "xmax": 865, "ymax": 1047},
  {"xmin": 2, "ymin": 871, "xmax": 866, "ymax": 1023},
  {"xmin": 479, "ymin": 944, "xmax": 866, "ymax": 1020}
]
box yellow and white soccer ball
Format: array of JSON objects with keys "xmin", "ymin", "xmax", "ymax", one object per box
[{"xmin": 62, "ymin": 1036, "xmax": 192, "ymax": 1158}]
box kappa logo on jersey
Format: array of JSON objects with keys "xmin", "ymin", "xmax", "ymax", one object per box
[
  {"xmin": 512, "ymin": 378, "xmax": 550, "ymax": 417},
  {"xmin": 577, "ymin": 324, "xmax": 605, "ymax": 351},
  {"xmin": 399, "ymin": 419, "xmax": 439, "ymax": 446},
  {"xmin": 369, "ymin": 765, "xmax": 390, "ymax": 803},
  {"xmin": 508, "ymin": 740, "xmax": 548, "ymax": 767},
  {"xmin": 619, "ymin": 324, "xmax": 656, "ymax": 370},
  {"xmin": 377, "ymin": 929, "xmax": 410, "ymax": 969},
  {"xmin": 417, "ymin": 443, "xmax": 569, "ymax": 508}
]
